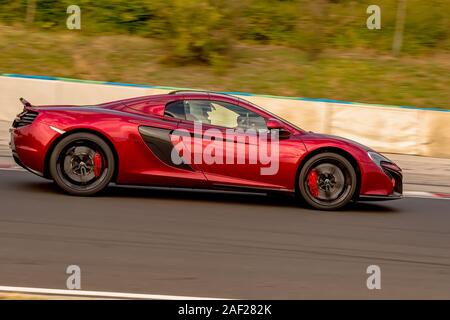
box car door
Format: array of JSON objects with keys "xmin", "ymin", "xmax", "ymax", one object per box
[
  {"xmin": 175, "ymin": 97, "xmax": 295, "ymax": 190},
  {"xmin": 133, "ymin": 98, "xmax": 208, "ymax": 187}
]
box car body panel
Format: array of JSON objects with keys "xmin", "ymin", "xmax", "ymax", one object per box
[
  {"xmin": 10, "ymin": 92, "xmax": 402, "ymax": 199},
  {"xmin": 300, "ymin": 133, "xmax": 395, "ymax": 196}
]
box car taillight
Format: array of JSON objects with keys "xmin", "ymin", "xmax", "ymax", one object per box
[{"xmin": 12, "ymin": 110, "xmax": 39, "ymax": 128}]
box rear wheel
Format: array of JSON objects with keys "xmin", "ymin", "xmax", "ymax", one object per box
[
  {"xmin": 298, "ymin": 152, "xmax": 357, "ymax": 210},
  {"xmin": 49, "ymin": 133, "xmax": 115, "ymax": 196}
]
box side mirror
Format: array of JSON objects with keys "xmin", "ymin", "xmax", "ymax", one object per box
[{"xmin": 266, "ymin": 118, "xmax": 291, "ymax": 138}]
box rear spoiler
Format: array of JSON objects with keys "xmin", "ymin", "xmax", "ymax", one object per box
[{"xmin": 20, "ymin": 97, "xmax": 33, "ymax": 108}]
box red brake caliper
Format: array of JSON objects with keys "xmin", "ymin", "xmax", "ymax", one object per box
[
  {"xmin": 307, "ymin": 169, "xmax": 319, "ymax": 198},
  {"xmin": 93, "ymin": 152, "xmax": 103, "ymax": 177}
]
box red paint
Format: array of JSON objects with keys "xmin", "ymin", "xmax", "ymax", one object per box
[
  {"xmin": 307, "ymin": 169, "xmax": 319, "ymax": 198},
  {"xmin": 93, "ymin": 152, "xmax": 102, "ymax": 177},
  {"xmin": 10, "ymin": 92, "xmax": 402, "ymax": 198}
]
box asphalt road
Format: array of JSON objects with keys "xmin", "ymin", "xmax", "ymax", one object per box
[{"xmin": 1, "ymin": 170, "xmax": 450, "ymax": 299}]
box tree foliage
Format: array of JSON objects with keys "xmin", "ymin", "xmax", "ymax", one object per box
[{"xmin": 0, "ymin": 0, "xmax": 448, "ymax": 64}]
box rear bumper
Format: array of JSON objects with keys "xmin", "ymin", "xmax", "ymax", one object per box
[
  {"xmin": 10, "ymin": 125, "xmax": 45, "ymax": 177},
  {"xmin": 10, "ymin": 121, "xmax": 59, "ymax": 177},
  {"xmin": 12, "ymin": 150, "xmax": 44, "ymax": 177}
]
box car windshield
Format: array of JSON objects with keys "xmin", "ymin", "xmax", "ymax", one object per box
[{"xmin": 236, "ymin": 96, "xmax": 304, "ymax": 132}]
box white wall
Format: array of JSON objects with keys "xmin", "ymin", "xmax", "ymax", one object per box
[{"xmin": 1, "ymin": 76, "xmax": 449, "ymax": 158}]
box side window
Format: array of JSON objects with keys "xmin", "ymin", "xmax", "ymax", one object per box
[
  {"xmin": 184, "ymin": 100, "xmax": 267, "ymax": 130},
  {"xmin": 164, "ymin": 100, "xmax": 185, "ymax": 120}
]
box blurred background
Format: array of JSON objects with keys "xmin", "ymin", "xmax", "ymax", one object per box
[
  {"xmin": 0, "ymin": 0, "xmax": 448, "ymax": 109},
  {"xmin": 1, "ymin": 1, "xmax": 450, "ymax": 301}
]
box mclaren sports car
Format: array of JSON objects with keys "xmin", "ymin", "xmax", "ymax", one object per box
[{"xmin": 10, "ymin": 91, "xmax": 402, "ymax": 210}]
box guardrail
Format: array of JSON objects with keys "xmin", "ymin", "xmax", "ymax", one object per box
[{"xmin": 1, "ymin": 74, "xmax": 449, "ymax": 158}]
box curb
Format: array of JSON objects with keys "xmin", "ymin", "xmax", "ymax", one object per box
[
  {"xmin": 0, "ymin": 163, "xmax": 21, "ymax": 171},
  {"xmin": 403, "ymin": 191, "xmax": 450, "ymax": 200}
]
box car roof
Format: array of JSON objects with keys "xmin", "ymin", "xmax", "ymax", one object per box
[{"xmin": 169, "ymin": 90, "xmax": 238, "ymax": 101}]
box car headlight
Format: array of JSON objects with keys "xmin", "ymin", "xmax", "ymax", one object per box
[{"xmin": 367, "ymin": 151, "xmax": 391, "ymax": 168}]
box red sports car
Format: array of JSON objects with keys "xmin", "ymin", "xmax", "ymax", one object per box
[{"xmin": 10, "ymin": 91, "xmax": 402, "ymax": 210}]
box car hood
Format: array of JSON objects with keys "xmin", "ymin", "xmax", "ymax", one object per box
[{"xmin": 302, "ymin": 131, "xmax": 374, "ymax": 152}]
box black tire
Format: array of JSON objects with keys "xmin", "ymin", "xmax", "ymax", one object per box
[
  {"xmin": 298, "ymin": 152, "xmax": 357, "ymax": 210},
  {"xmin": 49, "ymin": 133, "xmax": 115, "ymax": 196}
]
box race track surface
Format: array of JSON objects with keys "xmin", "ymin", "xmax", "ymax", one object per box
[{"xmin": 1, "ymin": 170, "xmax": 450, "ymax": 299}]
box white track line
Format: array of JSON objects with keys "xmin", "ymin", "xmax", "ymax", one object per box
[
  {"xmin": 403, "ymin": 191, "xmax": 450, "ymax": 200},
  {"xmin": 0, "ymin": 285, "xmax": 227, "ymax": 300},
  {"xmin": 404, "ymin": 191, "xmax": 434, "ymax": 197}
]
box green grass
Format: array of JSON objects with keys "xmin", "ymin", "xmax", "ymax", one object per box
[{"xmin": 0, "ymin": 24, "xmax": 448, "ymax": 109}]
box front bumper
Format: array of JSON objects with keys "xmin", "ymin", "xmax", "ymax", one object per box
[
  {"xmin": 359, "ymin": 192, "xmax": 403, "ymax": 201},
  {"xmin": 359, "ymin": 158, "xmax": 403, "ymax": 200},
  {"xmin": 381, "ymin": 163, "xmax": 403, "ymax": 195}
]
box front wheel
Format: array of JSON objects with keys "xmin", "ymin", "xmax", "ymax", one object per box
[
  {"xmin": 49, "ymin": 133, "xmax": 115, "ymax": 196},
  {"xmin": 298, "ymin": 152, "xmax": 357, "ymax": 210}
]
